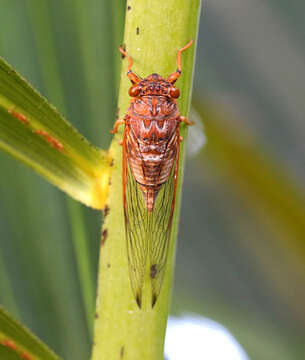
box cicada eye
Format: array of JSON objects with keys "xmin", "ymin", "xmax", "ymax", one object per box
[
  {"xmin": 129, "ymin": 85, "xmax": 141, "ymax": 97},
  {"xmin": 169, "ymin": 86, "xmax": 180, "ymax": 98}
]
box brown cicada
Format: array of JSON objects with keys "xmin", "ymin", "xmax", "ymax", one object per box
[{"xmin": 111, "ymin": 40, "xmax": 193, "ymax": 307}]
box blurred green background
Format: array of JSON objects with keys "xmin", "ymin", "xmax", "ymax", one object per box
[{"xmin": 0, "ymin": 1, "xmax": 305, "ymax": 359}]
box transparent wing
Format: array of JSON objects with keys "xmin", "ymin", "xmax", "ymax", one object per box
[
  {"xmin": 149, "ymin": 145, "xmax": 179, "ymax": 307},
  {"xmin": 124, "ymin": 141, "xmax": 149, "ymax": 308},
  {"xmin": 123, "ymin": 134, "xmax": 179, "ymax": 308}
]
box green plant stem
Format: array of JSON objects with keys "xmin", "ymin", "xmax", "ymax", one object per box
[{"xmin": 92, "ymin": 1, "xmax": 202, "ymax": 359}]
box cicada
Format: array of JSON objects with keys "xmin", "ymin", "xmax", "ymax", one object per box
[{"xmin": 111, "ymin": 40, "xmax": 193, "ymax": 307}]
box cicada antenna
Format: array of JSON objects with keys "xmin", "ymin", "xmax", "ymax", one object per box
[{"xmin": 119, "ymin": 46, "xmax": 141, "ymax": 84}]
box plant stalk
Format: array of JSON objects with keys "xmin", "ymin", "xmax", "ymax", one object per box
[{"xmin": 92, "ymin": 1, "xmax": 202, "ymax": 359}]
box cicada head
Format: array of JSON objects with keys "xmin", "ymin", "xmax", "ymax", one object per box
[{"xmin": 128, "ymin": 73, "xmax": 180, "ymax": 99}]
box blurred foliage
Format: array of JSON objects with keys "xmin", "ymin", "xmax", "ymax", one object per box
[
  {"xmin": 0, "ymin": 1, "xmax": 124, "ymax": 359},
  {"xmin": 0, "ymin": 1, "xmax": 304, "ymax": 360},
  {"xmin": 0, "ymin": 306, "xmax": 59, "ymax": 359}
]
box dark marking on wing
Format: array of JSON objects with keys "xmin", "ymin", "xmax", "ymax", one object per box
[{"xmin": 150, "ymin": 264, "xmax": 157, "ymax": 279}]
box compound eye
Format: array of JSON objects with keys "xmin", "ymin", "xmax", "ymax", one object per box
[
  {"xmin": 129, "ymin": 85, "xmax": 141, "ymax": 97},
  {"xmin": 169, "ymin": 86, "xmax": 180, "ymax": 98}
]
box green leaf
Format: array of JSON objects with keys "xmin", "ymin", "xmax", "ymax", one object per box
[
  {"xmin": 0, "ymin": 306, "xmax": 59, "ymax": 360},
  {"xmin": 0, "ymin": 57, "xmax": 110, "ymax": 210}
]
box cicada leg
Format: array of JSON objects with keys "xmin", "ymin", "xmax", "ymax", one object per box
[
  {"xmin": 110, "ymin": 118, "xmax": 126, "ymax": 134},
  {"xmin": 180, "ymin": 115, "xmax": 194, "ymax": 126}
]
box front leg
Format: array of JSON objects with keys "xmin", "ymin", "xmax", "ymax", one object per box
[{"xmin": 110, "ymin": 118, "xmax": 126, "ymax": 134}]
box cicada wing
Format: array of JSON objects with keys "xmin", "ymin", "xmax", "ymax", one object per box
[
  {"xmin": 123, "ymin": 130, "xmax": 180, "ymax": 308},
  {"xmin": 149, "ymin": 143, "xmax": 180, "ymax": 307},
  {"xmin": 123, "ymin": 139, "xmax": 149, "ymax": 307}
]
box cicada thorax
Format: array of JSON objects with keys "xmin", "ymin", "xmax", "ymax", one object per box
[{"xmin": 125, "ymin": 93, "xmax": 180, "ymax": 211}]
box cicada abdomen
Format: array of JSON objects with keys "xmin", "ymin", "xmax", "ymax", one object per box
[{"xmin": 111, "ymin": 40, "xmax": 193, "ymax": 307}]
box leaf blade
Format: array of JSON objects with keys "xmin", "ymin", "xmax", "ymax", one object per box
[
  {"xmin": 0, "ymin": 57, "xmax": 110, "ymax": 209},
  {"xmin": 0, "ymin": 307, "xmax": 60, "ymax": 360}
]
